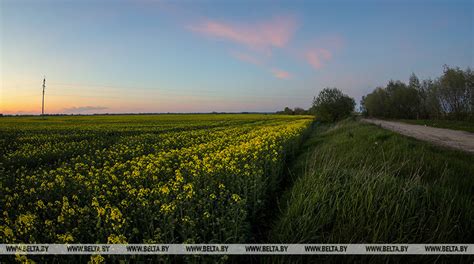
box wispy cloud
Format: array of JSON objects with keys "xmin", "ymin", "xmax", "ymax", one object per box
[
  {"xmin": 63, "ymin": 106, "xmax": 108, "ymax": 113},
  {"xmin": 188, "ymin": 16, "xmax": 297, "ymax": 52},
  {"xmin": 230, "ymin": 51, "xmax": 262, "ymax": 65},
  {"xmin": 232, "ymin": 52, "xmax": 292, "ymax": 80},
  {"xmin": 189, "ymin": 15, "xmax": 302, "ymax": 80},
  {"xmin": 271, "ymin": 68, "xmax": 292, "ymax": 79},
  {"xmin": 305, "ymin": 48, "xmax": 332, "ymax": 69},
  {"xmin": 303, "ymin": 35, "xmax": 344, "ymax": 70}
]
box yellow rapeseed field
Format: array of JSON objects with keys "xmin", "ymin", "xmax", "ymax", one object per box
[{"xmin": 0, "ymin": 114, "xmax": 313, "ymax": 245}]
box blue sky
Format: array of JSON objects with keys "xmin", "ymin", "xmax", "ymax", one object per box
[{"xmin": 1, "ymin": 0, "xmax": 472, "ymax": 114}]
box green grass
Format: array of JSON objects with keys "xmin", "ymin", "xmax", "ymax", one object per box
[
  {"xmin": 270, "ymin": 119, "xmax": 474, "ymax": 245},
  {"xmin": 397, "ymin": 119, "xmax": 474, "ymax": 133}
]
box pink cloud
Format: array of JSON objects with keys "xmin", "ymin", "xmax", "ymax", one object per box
[
  {"xmin": 301, "ymin": 35, "xmax": 344, "ymax": 70},
  {"xmin": 271, "ymin": 68, "xmax": 292, "ymax": 79},
  {"xmin": 188, "ymin": 16, "xmax": 297, "ymax": 51},
  {"xmin": 231, "ymin": 51, "xmax": 262, "ymax": 65},
  {"xmin": 305, "ymin": 48, "xmax": 332, "ymax": 69}
]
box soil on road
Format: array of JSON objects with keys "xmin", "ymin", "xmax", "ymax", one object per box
[{"xmin": 362, "ymin": 119, "xmax": 474, "ymax": 153}]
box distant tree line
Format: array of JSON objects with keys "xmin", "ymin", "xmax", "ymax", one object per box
[
  {"xmin": 276, "ymin": 107, "xmax": 309, "ymax": 115},
  {"xmin": 361, "ymin": 65, "xmax": 473, "ymax": 120},
  {"xmin": 277, "ymin": 87, "xmax": 356, "ymax": 122}
]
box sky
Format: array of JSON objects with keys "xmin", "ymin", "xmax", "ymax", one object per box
[{"xmin": 1, "ymin": 0, "xmax": 472, "ymax": 114}]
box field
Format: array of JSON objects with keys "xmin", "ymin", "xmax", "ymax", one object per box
[
  {"xmin": 0, "ymin": 114, "xmax": 313, "ymax": 245},
  {"xmin": 2, "ymin": 115, "xmax": 473, "ymax": 263},
  {"xmin": 266, "ymin": 119, "xmax": 473, "ymax": 262},
  {"xmin": 272, "ymin": 119, "xmax": 473, "ymax": 242},
  {"xmin": 266, "ymin": 119, "xmax": 474, "ymax": 263}
]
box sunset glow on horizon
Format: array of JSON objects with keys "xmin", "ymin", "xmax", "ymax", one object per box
[{"xmin": 1, "ymin": 0, "xmax": 472, "ymax": 114}]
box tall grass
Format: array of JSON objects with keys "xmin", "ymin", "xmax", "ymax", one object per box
[
  {"xmin": 271, "ymin": 119, "xmax": 473, "ymax": 244},
  {"xmin": 398, "ymin": 119, "xmax": 474, "ymax": 133}
]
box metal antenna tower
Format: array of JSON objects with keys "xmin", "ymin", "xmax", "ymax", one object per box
[{"xmin": 42, "ymin": 77, "xmax": 46, "ymax": 116}]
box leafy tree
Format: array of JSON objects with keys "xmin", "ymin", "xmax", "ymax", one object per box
[
  {"xmin": 409, "ymin": 73, "xmax": 421, "ymax": 91},
  {"xmin": 386, "ymin": 80, "xmax": 420, "ymax": 119},
  {"xmin": 362, "ymin": 80, "xmax": 420, "ymax": 119},
  {"xmin": 361, "ymin": 65, "xmax": 473, "ymax": 120},
  {"xmin": 293, "ymin": 107, "xmax": 307, "ymax": 115},
  {"xmin": 438, "ymin": 65, "xmax": 471, "ymax": 119},
  {"xmin": 283, "ymin": 107, "xmax": 294, "ymax": 115},
  {"xmin": 421, "ymin": 78, "xmax": 441, "ymax": 119},
  {"xmin": 409, "ymin": 73, "xmax": 426, "ymax": 118},
  {"xmin": 465, "ymin": 68, "xmax": 474, "ymax": 118},
  {"xmin": 310, "ymin": 87, "xmax": 355, "ymax": 122},
  {"xmin": 277, "ymin": 107, "xmax": 309, "ymax": 115},
  {"xmin": 361, "ymin": 87, "xmax": 388, "ymax": 117}
]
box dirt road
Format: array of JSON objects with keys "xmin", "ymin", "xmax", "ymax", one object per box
[{"xmin": 362, "ymin": 119, "xmax": 474, "ymax": 153}]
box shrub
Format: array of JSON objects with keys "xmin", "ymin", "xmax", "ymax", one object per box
[{"xmin": 310, "ymin": 87, "xmax": 355, "ymax": 122}]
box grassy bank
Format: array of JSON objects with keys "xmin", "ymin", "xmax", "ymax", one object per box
[
  {"xmin": 397, "ymin": 119, "xmax": 474, "ymax": 133},
  {"xmin": 268, "ymin": 119, "xmax": 473, "ymax": 261}
]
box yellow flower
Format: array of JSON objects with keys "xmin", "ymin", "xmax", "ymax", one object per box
[
  {"xmin": 160, "ymin": 203, "xmax": 176, "ymax": 214},
  {"xmin": 203, "ymin": 211, "xmax": 210, "ymax": 219},
  {"xmin": 97, "ymin": 207, "xmax": 106, "ymax": 216},
  {"xmin": 182, "ymin": 216, "xmax": 191, "ymax": 224},
  {"xmin": 91, "ymin": 197, "xmax": 100, "ymax": 207},
  {"xmin": 160, "ymin": 185, "xmax": 170, "ymax": 195},
  {"xmin": 109, "ymin": 208, "xmax": 122, "ymax": 221},
  {"xmin": 107, "ymin": 234, "xmax": 127, "ymax": 244},
  {"xmin": 1, "ymin": 226, "xmax": 14, "ymax": 238},
  {"xmin": 15, "ymin": 254, "xmax": 36, "ymax": 264},
  {"xmin": 89, "ymin": 255, "xmax": 105, "ymax": 264},
  {"xmin": 17, "ymin": 213, "xmax": 36, "ymax": 233},
  {"xmin": 36, "ymin": 200, "xmax": 45, "ymax": 209},
  {"xmin": 57, "ymin": 215, "xmax": 65, "ymax": 223},
  {"xmin": 183, "ymin": 183, "xmax": 194, "ymax": 199},
  {"xmin": 57, "ymin": 233, "xmax": 74, "ymax": 243},
  {"xmin": 175, "ymin": 170, "xmax": 184, "ymax": 182},
  {"xmin": 231, "ymin": 194, "xmax": 242, "ymax": 203}
]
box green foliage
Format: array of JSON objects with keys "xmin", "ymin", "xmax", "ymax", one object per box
[
  {"xmin": 362, "ymin": 81, "xmax": 420, "ymax": 119},
  {"xmin": 283, "ymin": 107, "xmax": 294, "ymax": 115},
  {"xmin": 438, "ymin": 66, "xmax": 473, "ymax": 118},
  {"xmin": 361, "ymin": 65, "xmax": 474, "ymax": 120},
  {"xmin": 276, "ymin": 107, "xmax": 310, "ymax": 115},
  {"xmin": 310, "ymin": 87, "xmax": 355, "ymax": 122}
]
